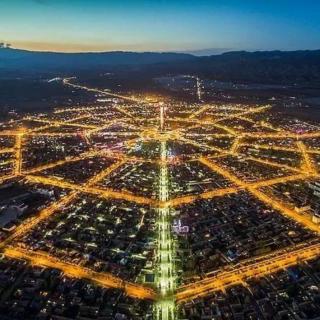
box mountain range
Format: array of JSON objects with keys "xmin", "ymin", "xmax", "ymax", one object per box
[{"xmin": 1, "ymin": 47, "xmax": 320, "ymax": 84}]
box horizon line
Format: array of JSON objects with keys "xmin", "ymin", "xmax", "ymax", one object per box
[{"xmin": 1, "ymin": 45, "xmax": 320, "ymax": 56}]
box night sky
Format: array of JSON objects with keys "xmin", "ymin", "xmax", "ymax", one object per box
[{"xmin": 1, "ymin": 0, "xmax": 320, "ymax": 53}]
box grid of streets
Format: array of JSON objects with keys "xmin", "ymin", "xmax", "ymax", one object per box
[{"xmin": 0, "ymin": 78, "xmax": 320, "ymax": 319}]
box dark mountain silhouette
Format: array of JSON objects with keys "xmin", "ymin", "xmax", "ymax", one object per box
[
  {"xmin": 1, "ymin": 47, "xmax": 320, "ymax": 84},
  {"xmin": 177, "ymin": 50, "xmax": 320, "ymax": 83},
  {"xmin": 0, "ymin": 47, "xmax": 194, "ymax": 71}
]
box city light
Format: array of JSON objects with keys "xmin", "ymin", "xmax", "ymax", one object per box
[{"xmin": 0, "ymin": 78, "xmax": 320, "ymax": 320}]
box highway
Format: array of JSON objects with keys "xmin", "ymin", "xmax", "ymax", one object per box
[
  {"xmin": 155, "ymin": 107, "xmax": 177, "ymax": 320},
  {"xmin": 244, "ymin": 155, "xmax": 303, "ymax": 173},
  {"xmin": 24, "ymin": 149, "xmax": 105, "ymax": 174},
  {"xmin": 0, "ymin": 148, "xmax": 14, "ymax": 154},
  {"xmin": 240, "ymin": 143, "xmax": 297, "ymax": 153},
  {"xmin": 0, "ymin": 158, "xmax": 129, "ymax": 250},
  {"xmin": 176, "ymin": 241, "xmax": 320, "ymax": 303},
  {"xmin": 26, "ymin": 116, "xmax": 98, "ymax": 130},
  {"xmin": 0, "ymin": 191, "xmax": 78, "ymax": 250},
  {"xmin": 297, "ymin": 140, "xmax": 316, "ymax": 174},
  {"xmin": 4, "ymin": 247, "xmax": 157, "ymax": 301},
  {"xmin": 63, "ymin": 77, "xmax": 149, "ymax": 108},
  {"xmin": 196, "ymin": 77, "xmax": 202, "ymax": 102},
  {"xmin": 199, "ymin": 157, "xmax": 320, "ymax": 233},
  {"xmin": 189, "ymin": 105, "xmax": 210, "ymax": 119},
  {"xmin": 25, "ymin": 174, "xmax": 156, "ymax": 206},
  {"xmin": 167, "ymin": 187, "xmax": 239, "ymax": 207},
  {"xmin": 14, "ymin": 132, "xmax": 23, "ymax": 175},
  {"xmin": 230, "ymin": 137, "xmax": 241, "ymax": 154}
]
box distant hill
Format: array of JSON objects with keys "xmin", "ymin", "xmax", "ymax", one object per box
[
  {"xmin": 0, "ymin": 47, "xmax": 194, "ymax": 72},
  {"xmin": 190, "ymin": 50, "xmax": 320, "ymax": 84},
  {"xmin": 1, "ymin": 47, "xmax": 320, "ymax": 84},
  {"xmin": 148, "ymin": 50, "xmax": 320, "ymax": 84}
]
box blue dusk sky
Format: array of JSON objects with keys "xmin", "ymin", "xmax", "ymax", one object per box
[{"xmin": 1, "ymin": 0, "xmax": 320, "ymax": 53}]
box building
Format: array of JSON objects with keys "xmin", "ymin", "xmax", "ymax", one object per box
[{"xmin": 0, "ymin": 204, "xmax": 28, "ymax": 229}]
